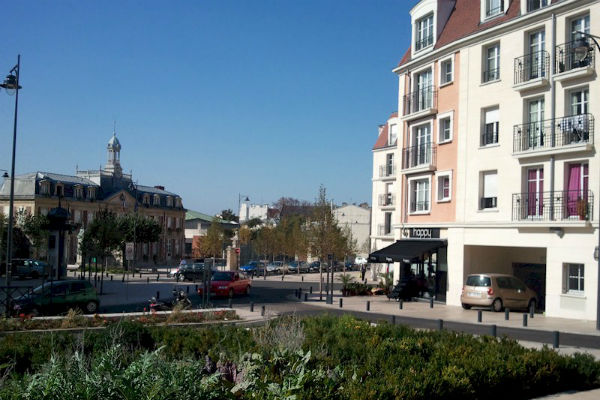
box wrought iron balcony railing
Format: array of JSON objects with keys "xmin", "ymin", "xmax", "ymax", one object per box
[
  {"xmin": 403, "ymin": 86, "xmax": 437, "ymax": 116},
  {"xmin": 482, "ymin": 67, "xmax": 500, "ymax": 82},
  {"xmin": 378, "ymin": 164, "xmax": 396, "ymax": 178},
  {"xmin": 514, "ymin": 51, "xmax": 549, "ymax": 84},
  {"xmin": 402, "ymin": 143, "xmax": 436, "ymax": 170},
  {"xmin": 555, "ymin": 39, "xmax": 596, "ymax": 74},
  {"xmin": 378, "ymin": 193, "xmax": 395, "ymax": 207},
  {"xmin": 512, "ymin": 190, "xmax": 594, "ymax": 221},
  {"xmin": 415, "ymin": 35, "xmax": 433, "ymax": 51},
  {"xmin": 513, "ymin": 113, "xmax": 594, "ymax": 153},
  {"xmin": 410, "ymin": 201, "xmax": 430, "ymax": 213}
]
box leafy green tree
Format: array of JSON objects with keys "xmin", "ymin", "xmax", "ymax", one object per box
[
  {"xmin": 18, "ymin": 213, "xmax": 50, "ymax": 260},
  {"xmin": 219, "ymin": 209, "xmax": 238, "ymax": 223},
  {"xmin": 118, "ymin": 214, "xmax": 161, "ymax": 245},
  {"xmin": 200, "ymin": 218, "xmax": 224, "ymax": 258}
]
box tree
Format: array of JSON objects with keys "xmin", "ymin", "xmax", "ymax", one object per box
[
  {"xmin": 219, "ymin": 209, "xmax": 238, "ymax": 223},
  {"xmin": 200, "ymin": 218, "xmax": 224, "ymax": 258},
  {"xmin": 18, "ymin": 213, "xmax": 50, "ymax": 260}
]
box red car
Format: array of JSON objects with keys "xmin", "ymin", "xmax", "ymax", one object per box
[{"xmin": 197, "ymin": 271, "xmax": 251, "ymax": 298}]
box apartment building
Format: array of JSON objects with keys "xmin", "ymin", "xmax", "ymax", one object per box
[{"xmin": 371, "ymin": 0, "xmax": 600, "ymax": 321}]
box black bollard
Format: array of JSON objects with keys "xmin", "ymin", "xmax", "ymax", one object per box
[
  {"xmin": 140, "ymin": 273, "xmax": 142, "ymax": 279},
  {"xmin": 437, "ymin": 319, "xmax": 443, "ymax": 331},
  {"xmin": 523, "ymin": 313, "xmax": 528, "ymax": 327},
  {"xmin": 490, "ymin": 324, "xmax": 497, "ymax": 338},
  {"xmin": 310, "ymin": 286, "xmax": 313, "ymax": 294},
  {"xmin": 477, "ymin": 310, "xmax": 482, "ymax": 323},
  {"xmin": 301, "ymin": 276, "xmax": 304, "ymax": 282},
  {"xmin": 186, "ymin": 286, "xmax": 190, "ymax": 294},
  {"xmin": 429, "ymin": 297, "xmax": 434, "ymax": 308},
  {"xmin": 366, "ymin": 301, "xmax": 370, "ymax": 311},
  {"xmin": 339, "ymin": 298, "xmax": 343, "ymax": 308},
  {"xmin": 298, "ymin": 287, "xmax": 302, "ymax": 296},
  {"xmin": 281, "ymin": 275, "xmax": 284, "ymax": 281},
  {"xmin": 304, "ymin": 293, "xmax": 308, "ymax": 301},
  {"xmin": 530, "ymin": 304, "xmax": 535, "ymax": 319},
  {"xmin": 157, "ymin": 274, "xmax": 160, "ymax": 281},
  {"xmin": 156, "ymin": 291, "xmax": 160, "ymax": 300},
  {"xmin": 553, "ymin": 331, "xmax": 560, "ymax": 348},
  {"xmin": 294, "ymin": 289, "xmax": 298, "ymax": 298},
  {"xmin": 110, "ymin": 275, "xmax": 113, "ymax": 281},
  {"xmin": 122, "ymin": 275, "xmax": 125, "ymax": 282},
  {"xmin": 250, "ymin": 302, "xmax": 254, "ymax": 312},
  {"xmin": 320, "ymin": 293, "xmax": 322, "ymax": 301},
  {"xmin": 505, "ymin": 308, "xmax": 510, "ymax": 320},
  {"xmin": 399, "ymin": 299, "xmax": 403, "ymax": 310},
  {"xmin": 261, "ymin": 305, "xmax": 265, "ymax": 316},
  {"xmin": 147, "ymin": 277, "xmax": 149, "ymax": 284}
]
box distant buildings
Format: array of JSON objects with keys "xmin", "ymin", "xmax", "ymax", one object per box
[
  {"xmin": 184, "ymin": 210, "xmax": 238, "ymax": 259},
  {"xmin": 333, "ymin": 203, "xmax": 371, "ymax": 257}
]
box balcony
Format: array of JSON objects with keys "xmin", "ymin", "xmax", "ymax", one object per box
[
  {"xmin": 527, "ymin": 0, "xmax": 549, "ymax": 12},
  {"xmin": 402, "ymin": 143, "xmax": 436, "ymax": 173},
  {"xmin": 512, "ymin": 190, "xmax": 594, "ymax": 222},
  {"xmin": 377, "ymin": 224, "xmax": 393, "ymax": 237},
  {"xmin": 402, "ymin": 86, "xmax": 437, "ymax": 121},
  {"xmin": 555, "ymin": 39, "xmax": 595, "ymax": 81},
  {"xmin": 378, "ymin": 193, "xmax": 395, "ymax": 208},
  {"xmin": 378, "ymin": 164, "xmax": 396, "ymax": 179},
  {"xmin": 513, "ymin": 51, "xmax": 549, "ymax": 91},
  {"xmin": 512, "ymin": 114, "xmax": 594, "ymax": 157}
]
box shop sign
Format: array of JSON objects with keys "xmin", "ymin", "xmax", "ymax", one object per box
[{"xmin": 406, "ymin": 228, "xmax": 440, "ymax": 239}]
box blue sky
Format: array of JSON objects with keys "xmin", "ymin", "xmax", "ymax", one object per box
[{"xmin": 0, "ymin": 0, "xmax": 412, "ymax": 214}]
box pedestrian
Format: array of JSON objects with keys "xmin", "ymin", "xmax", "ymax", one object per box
[{"xmin": 361, "ymin": 263, "xmax": 366, "ymax": 281}]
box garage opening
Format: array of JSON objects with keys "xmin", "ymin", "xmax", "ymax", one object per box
[{"xmin": 463, "ymin": 245, "xmax": 546, "ymax": 311}]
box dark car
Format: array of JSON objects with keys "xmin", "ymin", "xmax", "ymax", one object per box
[
  {"xmin": 177, "ymin": 263, "xmax": 212, "ymax": 281},
  {"xmin": 12, "ymin": 280, "xmax": 99, "ymax": 316},
  {"xmin": 8, "ymin": 259, "xmax": 50, "ymax": 279}
]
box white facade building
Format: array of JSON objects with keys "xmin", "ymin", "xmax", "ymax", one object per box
[
  {"xmin": 333, "ymin": 204, "xmax": 371, "ymax": 257},
  {"xmin": 239, "ymin": 203, "xmax": 269, "ymax": 223}
]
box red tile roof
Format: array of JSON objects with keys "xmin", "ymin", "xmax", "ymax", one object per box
[
  {"xmin": 398, "ymin": 0, "xmax": 522, "ymax": 68},
  {"xmin": 373, "ymin": 112, "xmax": 398, "ymax": 150}
]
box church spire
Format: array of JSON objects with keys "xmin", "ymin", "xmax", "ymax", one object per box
[{"xmin": 105, "ymin": 129, "xmax": 122, "ymax": 176}]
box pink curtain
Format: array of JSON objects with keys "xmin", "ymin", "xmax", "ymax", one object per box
[{"xmin": 567, "ymin": 164, "xmax": 581, "ymax": 217}]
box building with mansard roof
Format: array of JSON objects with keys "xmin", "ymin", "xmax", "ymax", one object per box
[{"xmin": 0, "ymin": 132, "xmax": 186, "ymax": 268}]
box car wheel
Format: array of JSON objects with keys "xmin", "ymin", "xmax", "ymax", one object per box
[
  {"xmin": 229, "ymin": 289, "xmax": 234, "ymax": 298},
  {"xmin": 84, "ymin": 301, "xmax": 98, "ymax": 314},
  {"xmin": 461, "ymin": 303, "xmax": 471, "ymax": 310},
  {"xmin": 491, "ymin": 298, "xmax": 503, "ymax": 312},
  {"xmin": 528, "ymin": 299, "xmax": 536, "ymax": 313},
  {"xmin": 245, "ymin": 286, "xmax": 251, "ymax": 296}
]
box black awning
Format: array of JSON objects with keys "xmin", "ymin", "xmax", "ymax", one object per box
[{"xmin": 368, "ymin": 239, "xmax": 447, "ymax": 263}]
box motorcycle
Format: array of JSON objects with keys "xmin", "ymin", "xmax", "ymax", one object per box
[{"xmin": 149, "ymin": 288, "xmax": 192, "ymax": 312}]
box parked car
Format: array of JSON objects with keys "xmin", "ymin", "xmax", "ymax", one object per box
[
  {"xmin": 240, "ymin": 261, "xmax": 262, "ymax": 275},
  {"xmin": 460, "ymin": 273, "xmax": 538, "ymax": 312},
  {"xmin": 177, "ymin": 263, "xmax": 210, "ymax": 281},
  {"xmin": 197, "ymin": 271, "xmax": 251, "ymax": 298},
  {"xmin": 286, "ymin": 261, "xmax": 308, "ymax": 273},
  {"xmin": 308, "ymin": 261, "xmax": 321, "ymax": 273},
  {"xmin": 12, "ymin": 280, "xmax": 99, "ymax": 316},
  {"xmin": 266, "ymin": 261, "xmax": 283, "ymax": 275},
  {"xmin": 9, "ymin": 259, "xmax": 50, "ymax": 279}
]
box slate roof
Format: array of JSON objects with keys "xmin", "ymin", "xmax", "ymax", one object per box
[{"xmin": 136, "ymin": 184, "xmax": 178, "ymax": 196}]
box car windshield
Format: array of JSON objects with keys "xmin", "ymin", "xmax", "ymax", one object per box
[
  {"xmin": 466, "ymin": 276, "xmax": 491, "ymax": 287},
  {"xmin": 212, "ymin": 272, "xmax": 233, "ymax": 281}
]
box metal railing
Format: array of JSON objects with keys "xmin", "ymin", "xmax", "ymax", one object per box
[
  {"xmin": 481, "ymin": 122, "xmax": 499, "ymax": 146},
  {"xmin": 402, "ymin": 143, "xmax": 436, "ymax": 169},
  {"xmin": 483, "ymin": 67, "xmax": 500, "ymax": 82},
  {"xmin": 513, "ymin": 113, "xmax": 594, "ymax": 153},
  {"xmin": 514, "ymin": 51, "xmax": 549, "ymax": 84},
  {"xmin": 410, "ymin": 201, "xmax": 430, "ymax": 213},
  {"xmin": 527, "ymin": 0, "xmax": 549, "ymax": 12},
  {"xmin": 512, "ymin": 190, "xmax": 594, "ymax": 221},
  {"xmin": 377, "ymin": 224, "xmax": 393, "ymax": 236},
  {"xmin": 415, "ymin": 35, "xmax": 433, "ymax": 51},
  {"xmin": 403, "ymin": 86, "xmax": 437, "ymax": 116},
  {"xmin": 555, "ymin": 39, "xmax": 596, "ymax": 74},
  {"xmin": 378, "ymin": 164, "xmax": 396, "ymax": 178},
  {"xmin": 378, "ymin": 193, "xmax": 395, "ymax": 207}
]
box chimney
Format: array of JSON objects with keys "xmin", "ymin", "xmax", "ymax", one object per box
[{"xmin": 154, "ymin": 185, "xmax": 165, "ymax": 191}]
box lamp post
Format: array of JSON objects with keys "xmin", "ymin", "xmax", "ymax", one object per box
[
  {"xmin": 575, "ymin": 32, "xmax": 600, "ymax": 331},
  {"xmin": 237, "ymin": 194, "xmax": 249, "ymax": 269},
  {"xmin": 0, "ymin": 55, "xmax": 22, "ymax": 287}
]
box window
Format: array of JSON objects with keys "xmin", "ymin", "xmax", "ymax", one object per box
[
  {"xmin": 410, "ymin": 177, "xmax": 430, "ymax": 213},
  {"xmin": 440, "ymin": 58, "xmax": 453, "ymax": 85},
  {"xmin": 39, "ymin": 181, "xmax": 50, "ymax": 195},
  {"xmin": 154, "ymin": 194, "xmax": 161, "ymax": 206},
  {"xmin": 438, "ymin": 112, "xmax": 453, "ymax": 143},
  {"xmin": 485, "ymin": 0, "xmax": 504, "ymax": 18},
  {"xmin": 389, "ymin": 124, "xmax": 398, "ymax": 145},
  {"xmin": 167, "ymin": 196, "xmax": 173, "ymax": 207},
  {"xmin": 566, "ymin": 163, "xmax": 589, "ymax": 218},
  {"xmin": 415, "ymin": 14, "xmax": 434, "ymax": 51},
  {"xmin": 74, "ymin": 185, "xmax": 83, "ymax": 199},
  {"xmin": 528, "ymin": 0, "xmax": 548, "ymax": 12},
  {"xmin": 384, "ymin": 212, "xmax": 392, "ymax": 235},
  {"xmin": 55, "ymin": 184, "xmax": 64, "ymax": 197},
  {"xmin": 415, "ymin": 69, "xmax": 433, "ymax": 111},
  {"xmin": 143, "ymin": 194, "xmax": 150, "ymax": 205},
  {"xmin": 564, "ymin": 263, "xmax": 584, "ymax": 294},
  {"xmin": 386, "ymin": 153, "xmax": 394, "ymax": 176},
  {"xmin": 571, "ymin": 15, "xmax": 590, "ymax": 42},
  {"xmin": 482, "ymin": 107, "xmax": 499, "ymax": 146},
  {"xmin": 483, "ymin": 44, "xmax": 500, "ymax": 82},
  {"xmin": 409, "ymin": 123, "xmax": 432, "ymax": 167},
  {"xmin": 480, "ymin": 171, "xmax": 498, "ymax": 209},
  {"xmin": 87, "ymin": 187, "xmax": 96, "ymax": 200},
  {"xmin": 571, "ymin": 88, "xmax": 589, "ymax": 115},
  {"xmin": 436, "ymin": 171, "xmax": 452, "ymax": 202}
]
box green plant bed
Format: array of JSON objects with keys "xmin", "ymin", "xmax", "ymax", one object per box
[
  {"xmin": 0, "ymin": 308, "xmax": 237, "ymax": 332},
  {"xmin": 0, "ymin": 315, "xmax": 599, "ymax": 399}
]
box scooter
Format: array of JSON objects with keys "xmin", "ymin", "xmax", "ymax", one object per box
[{"xmin": 149, "ymin": 288, "xmax": 192, "ymax": 312}]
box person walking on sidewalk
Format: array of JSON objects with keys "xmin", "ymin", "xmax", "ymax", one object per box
[{"xmin": 360, "ymin": 264, "xmax": 366, "ymax": 282}]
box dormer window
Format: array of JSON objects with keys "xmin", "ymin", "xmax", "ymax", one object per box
[
  {"xmin": 143, "ymin": 194, "xmax": 150, "ymax": 205},
  {"xmin": 88, "ymin": 187, "xmax": 96, "ymax": 200},
  {"xmin": 485, "ymin": 0, "xmax": 505, "ymax": 19},
  {"xmin": 153, "ymin": 194, "xmax": 161, "ymax": 206},
  {"xmin": 175, "ymin": 197, "xmax": 182, "ymax": 208},
  {"xmin": 389, "ymin": 124, "xmax": 398, "ymax": 146},
  {"xmin": 527, "ymin": 0, "xmax": 547, "ymax": 13},
  {"xmin": 167, "ymin": 196, "xmax": 174, "ymax": 207},
  {"xmin": 74, "ymin": 185, "xmax": 83, "ymax": 199},
  {"xmin": 55, "ymin": 183, "xmax": 64, "ymax": 198},
  {"xmin": 415, "ymin": 14, "xmax": 434, "ymax": 51},
  {"xmin": 39, "ymin": 180, "xmax": 50, "ymax": 195}
]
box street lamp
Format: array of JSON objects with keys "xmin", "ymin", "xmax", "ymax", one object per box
[
  {"xmin": 237, "ymin": 194, "xmax": 250, "ymax": 269},
  {"xmin": 575, "ymin": 32, "xmax": 600, "ymax": 331},
  {"xmin": 0, "ymin": 55, "xmax": 22, "ymax": 287}
]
